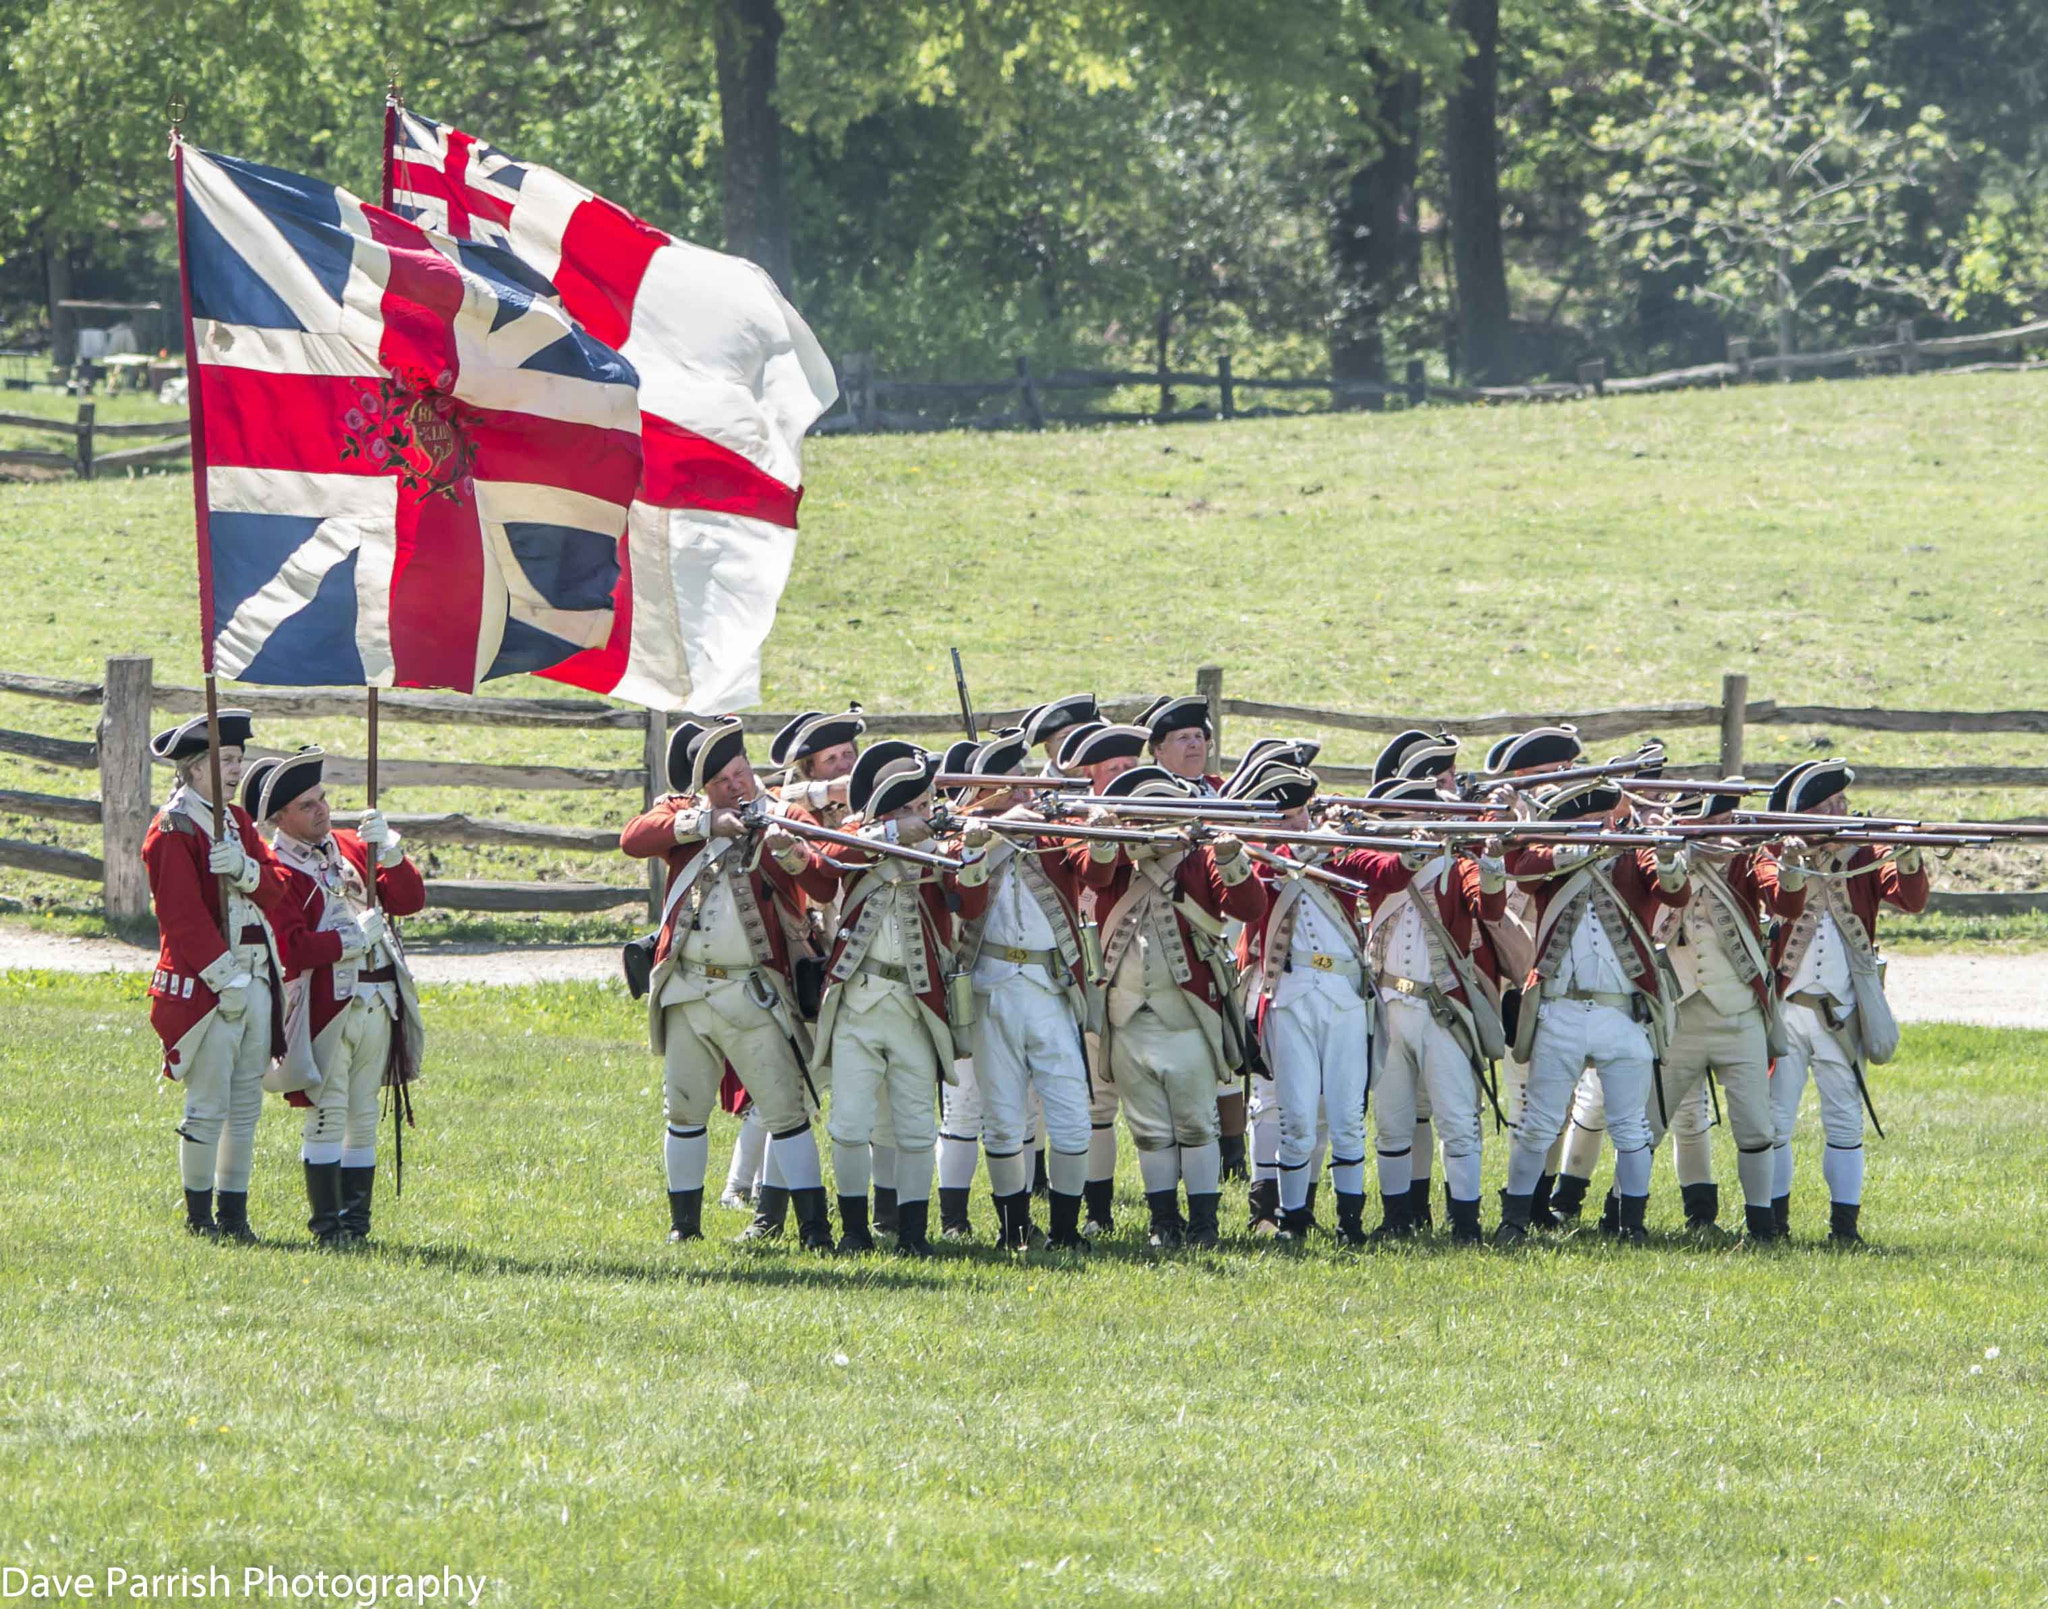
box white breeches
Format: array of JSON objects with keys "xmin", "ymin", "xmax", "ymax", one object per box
[
  {"xmin": 1263, "ymin": 983, "xmax": 1369, "ymax": 1172},
  {"xmin": 826, "ymin": 986, "xmax": 940, "ymax": 1157},
  {"xmin": 1770, "ymin": 1001, "xmax": 1866, "ymax": 1151},
  {"xmin": 1373, "ymin": 994, "xmax": 1481, "ymax": 1162},
  {"xmin": 302, "ymin": 997, "xmax": 391, "ymax": 1164},
  {"xmin": 178, "ymin": 974, "xmax": 272, "ymax": 1194},
  {"xmin": 1109, "ymin": 1013, "xmax": 1219, "ymax": 1151},
  {"xmin": 970, "ymin": 976, "xmax": 1090, "ymax": 1156},
  {"xmin": 662, "ymin": 980, "xmax": 809, "ymax": 1135},
  {"xmin": 1511, "ymin": 999, "xmax": 1653, "ymax": 1194}
]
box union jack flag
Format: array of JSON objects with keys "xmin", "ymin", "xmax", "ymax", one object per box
[
  {"xmin": 389, "ymin": 106, "xmax": 837, "ymax": 713},
  {"xmin": 174, "ymin": 139, "xmax": 642, "ymax": 692}
]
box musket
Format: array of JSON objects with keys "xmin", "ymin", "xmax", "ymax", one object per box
[
  {"xmin": 1481, "ymin": 754, "xmax": 1660, "ymax": 790},
  {"xmin": 938, "ymin": 771, "xmax": 1088, "ymax": 791},
  {"xmin": 741, "ymin": 799, "xmax": 966, "ymax": 871},
  {"xmin": 1742, "ymin": 809, "xmax": 2048, "ymax": 841},
  {"xmin": 931, "ymin": 809, "xmax": 1166, "ymax": 849},
  {"xmin": 950, "ymin": 647, "xmax": 977, "ymax": 741},
  {"xmin": 1240, "ymin": 841, "xmax": 1376, "ymax": 897},
  {"xmin": 1319, "ymin": 795, "xmax": 1493, "ymax": 816},
  {"xmin": 1627, "ymin": 777, "xmax": 1770, "ymax": 796},
  {"xmin": 1065, "ymin": 796, "xmax": 1285, "ymax": 818}
]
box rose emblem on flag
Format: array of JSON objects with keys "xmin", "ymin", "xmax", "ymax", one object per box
[{"xmin": 339, "ymin": 370, "xmax": 476, "ymax": 499}]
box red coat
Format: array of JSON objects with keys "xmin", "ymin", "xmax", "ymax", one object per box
[
  {"xmin": 1505, "ymin": 843, "xmax": 1690, "ymax": 992},
  {"xmin": 270, "ymin": 830, "xmax": 427, "ymax": 1043},
  {"xmin": 142, "ymin": 799, "xmax": 293, "ymax": 1075},
  {"xmin": 1073, "ymin": 838, "xmax": 1267, "ymax": 1017},
  {"xmin": 1768, "ymin": 845, "xmax": 1929, "ymax": 985},
  {"xmin": 813, "ymin": 819, "xmax": 991, "ymax": 1028}
]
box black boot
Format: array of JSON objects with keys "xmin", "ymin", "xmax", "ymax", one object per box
[
  {"xmin": 1279, "ymin": 1204, "xmax": 1320, "ymax": 1242},
  {"xmin": 873, "ymin": 1186, "xmax": 899, "ymax": 1236},
  {"xmin": 1145, "ymin": 1190, "xmax": 1185, "ymax": 1249},
  {"xmin": 1217, "ymin": 1132, "xmax": 1248, "ymax": 1183},
  {"xmin": 1614, "ymin": 1193, "xmax": 1649, "ymax": 1245},
  {"xmin": 1046, "ymin": 1191, "xmax": 1089, "ymax": 1252},
  {"xmin": 1406, "ymin": 1177, "xmax": 1435, "ymax": 1233},
  {"xmin": 995, "ymin": 1190, "xmax": 1034, "ymax": 1251},
  {"xmin": 938, "ymin": 1185, "xmax": 973, "ymax": 1241},
  {"xmin": 1598, "ymin": 1190, "xmax": 1622, "ymax": 1237},
  {"xmin": 1772, "ymin": 1193, "xmax": 1791, "ymax": 1239},
  {"xmin": 184, "ymin": 1187, "xmax": 220, "ymax": 1238},
  {"xmin": 1550, "ymin": 1172, "xmax": 1591, "ymax": 1222},
  {"xmin": 339, "ymin": 1165, "xmax": 375, "ymax": 1242},
  {"xmin": 1681, "ymin": 1181, "xmax": 1720, "ymax": 1232},
  {"xmin": 303, "ymin": 1162, "xmax": 347, "ymax": 1249},
  {"xmin": 1447, "ymin": 1196, "xmax": 1483, "ymax": 1244},
  {"xmin": 835, "ymin": 1195, "xmax": 876, "ymax": 1254},
  {"xmin": 1493, "ymin": 1189, "xmax": 1535, "ymax": 1246},
  {"xmin": 895, "ymin": 1197, "xmax": 933, "ymax": 1258},
  {"xmin": 214, "ymin": 1190, "xmax": 257, "ymax": 1244},
  {"xmin": 1247, "ymin": 1178, "xmax": 1281, "ymax": 1236},
  {"xmin": 1083, "ymin": 1178, "xmax": 1116, "ymax": 1238},
  {"xmin": 1744, "ymin": 1203, "xmax": 1780, "ymax": 1243},
  {"xmin": 1032, "ymin": 1149, "xmax": 1051, "ymax": 1199},
  {"xmin": 740, "ymin": 1184, "xmax": 790, "ymax": 1243},
  {"xmin": 1333, "ymin": 1192, "xmax": 1368, "ymax": 1247},
  {"xmin": 790, "ymin": 1186, "xmax": 835, "ymax": 1251},
  {"xmin": 1184, "ymin": 1191, "xmax": 1221, "ymax": 1249},
  {"xmin": 1304, "ymin": 1181, "xmax": 1320, "ymax": 1224},
  {"xmin": 666, "ymin": 1187, "xmax": 704, "ymax": 1244},
  {"xmin": 1529, "ymin": 1172, "xmax": 1561, "ymax": 1229},
  {"xmin": 1829, "ymin": 1201, "xmax": 1864, "ymax": 1247},
  {"xmin": 1368, "ymin": 1191, "xmax": 1412, "ymax": 1244}
]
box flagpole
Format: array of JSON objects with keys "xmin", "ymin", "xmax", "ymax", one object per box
[{"xmin": 367, "ymin": 67, "xmax": 401, "ymax": 913}]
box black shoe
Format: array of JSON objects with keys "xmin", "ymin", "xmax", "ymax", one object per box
[
  {"xmin": 1681, "ymin": 1181, "xmax": 1720, "ymax": 1231},
  {"xmin": 666, "ymin": 1187, "xmax": 704, "ymax": 1243},
  {"xmin": 1406, "ymin": 1177, "xmax": 1434, "ymax": 1233},
  {"xmin": 1772, "ymin": 1192, "xmax": 1790, "ymax": 1239},
  {"xmin": 1145, "ymin": 1189, "xmax": 1185, "ymax": 1250},
  {"xmin": 1529, "ymin": 1171, "xmax": 1562, "ymax": 1229},
  {"xmin": 1550, "ymin": 1172, "xmax": 1591, "ymax": 1222},
  {"xmin": 740, "ymin": 1184, "xmax": 790, "ymax": 1243},
  {"xmin": 1217, "ymin": 1132, "xmax": 1248, "ymax": 1183},
  {"xmin": 1598, "ymin": 1190, "xmax": 1622, "ymax": 1237},
  {"xmin": 1367, "ymin": 1191, "xmax": 1412, "ymax": 1244},
  {"xmin": 1184, "ymin": 1192, "xmax": 1221, "ymax": 1249},
  {"xmin": 303, "ymin": 1162, "xmax": 348, "ymax": 1249},
  {"xmin": 938, "ymin": 1185, "xmax": 973, "ymax": 1241},
  {"xmin": 1332, "ymin": 1192, "xmax": 1368, "ymax": 1247},
  {"xmin": 1082, "ymin": 1178, "xmax": 1116, "ymax": 1239},
  {"xmin": 1743, "ymin": 1203, "xmax": 1781, "ymax": 1243},
  {"xmin": 1277, "ymin": 1204, "xmax": 1318, "ymax": 1243},
  {"xmin": 1447, "ymin": 1196, "xmax": 1483, "ymax": 1244},
  {"xmin": 790, "ymin": 1186, "xmax": 835, "ymax": 1251},
  {"xmin": 895, "ymin": 1197, "xmax": 934, "ymax": 1258},
  {"xmin": 1247, "ymin": 1178, "xmax": 1281, "ymax": 1236},
  {"xmin": 184, "ymin": 1188, "xmax": 220, "ymax": 1238},
  {"xmin": 213, "ymin": 1190, "xmax": 258, "ymax": 1244},
  {"xmin": 1032, "ymin": 1149, "xmax": 1051, "ymax": 1199},
  {"xmin": 339, "ymin": 1165, "xmax": 376, "ymax": 1242},
  {"xmin": 1829, "ymin": 1201, "xmax": 1864, "ymax": 1247},
  {"xmin": 835, "ymin": 1195, "xmax": 876, "ymax": 1254},
  {"xmin": 1046, "ymin": 1191, "xmax": 1090, "ymax": 1252},
  {"xmin": 1614, "ymin": 1193, "xmax": 1649, "ymax": 1245},
  {"xmin": 873, "ymin": 1185, "xmax": 899, "ymax": 1236},
  {"xmin": 1493, "ymin": 1190, "xmax": 1534, "ymax": 1247}
]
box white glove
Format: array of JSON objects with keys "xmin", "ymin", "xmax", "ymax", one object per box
[
  {"xmin": 208, "ymin": 837, "xmax": 250, "ymax": 881},
  {"xmin": 1655, "ymin": 846, "xmax": 1690, "ymax": 885},
  {"xmin": 357, "ymin": 809, "xmax": 390, "ymax": 847},
  {"xmin": 961, "ymin": 824, "xmax": 994, "ymax": 852},
  {"xmin": 376, "ymin": 829, "xmax": 404, "ymax": 869},
  {"xmin": 215, "ymin": 973, "xmax": 253, "ymax": 1019},
  {"xmin": 355, "ymin": 909, "xmax": 388, "ymax": 951}
]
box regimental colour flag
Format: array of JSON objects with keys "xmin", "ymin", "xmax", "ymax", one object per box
[
  {"xmin": 174, "ymin": 138, "xmax": 643, "ymax": 692},
  {"xmin": 389, "ymin": 107, "xmax": 838, "ymax": 712}
]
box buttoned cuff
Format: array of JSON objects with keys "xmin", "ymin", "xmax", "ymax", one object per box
[
  {"xmin": 232, "ymin": 856, "xmax": 261, "ymax": 893},
  {"xmin": 377, "ymin": 832, "xmax": 405, "ymax": 868},
  {"xmin": 199, "ymin": 953, "xmax": 240, "ymax": 992},
  {"xmin": 672, "ymin": 808, "xmax": 707, "ymax": 844},
  {"xmin": 771, "ymin": 844, "xmax": 808, "ymax": 874},
  {"xmin": 957, "ymin": 851, "xmax": 989, "ymax": 888},
  {"xmin": 1775, "ymin": 861, "xmax": 1806, "ymax": 892},
  {"xmin": 1655, "ymin": 851, "xmax": 1689, "ymax": 889},
  {"xmin": 1217, "ymin": 852, "xmax": 1253, "ymax": 887},
  {"xmin": 1478, "ymin": 856, "xmax": 1507, "ymax": 894},
  {"xmin": 1088, "ymin": 840, "xmax": 1118, "ymax": 863}
]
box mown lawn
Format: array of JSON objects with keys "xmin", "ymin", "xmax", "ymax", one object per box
[
  {"xmin": 3, "ymin": 368, "xmax": 2045, "ymax": 935},
  {"xmin": 2, "ymin": 971, "xmax": 2044, "ymax": 1606}
]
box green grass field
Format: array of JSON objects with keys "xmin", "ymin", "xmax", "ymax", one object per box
[
  {"xmin": 3, "ymin": 368, "xmax": 2045, "ymax": 940},
  {"xmin": 3, "ymin": 970, "xmax": 2045, "ymax": 1606}
]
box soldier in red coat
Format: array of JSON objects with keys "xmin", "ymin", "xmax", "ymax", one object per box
[
  {"xmin": 140, "ymin": 710, "xmax": 294, "ymax": 1240},
  {"xmin": 620, "ymin": 718, "xmax": 843, "ymax": 1249},
  {"xmin": 241, "ymin": 748, "xmax": 426, "ymax": 1248},
  {"xmin": 1765, "ymin": 760, "xmax": 1930, "ymax": 1245},
  {"xmin": 1079, "ymin": 765, "xmax": 1267, "ymax": 1248},
  {"xmin": 1498, "ymin": 780, "xmax": 1691, "ymax": 1244}
]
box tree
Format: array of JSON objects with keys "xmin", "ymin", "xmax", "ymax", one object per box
[
  {"xmin": 1443, "ymin": 0, "xmax": 1513, "ymax": 381},
  {"xmin": 714, "ymin": 0, "xmax": 792, "ymax": 290}
]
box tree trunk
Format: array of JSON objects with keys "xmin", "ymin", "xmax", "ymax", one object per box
[
  {"xmin": 1326, "ymin": 66, "xmax": 1423, "ymax": 411},
  {"xmin": 1444, "ymin": 0, "xmax": 1513, "ymax": 384},
  {"xmin": 713, "ymin": 0, "xmax": 793, "ymax": 294},
  {"xmin": 46, "ymin": 235, "xmax": 75, "ymax": 369}
]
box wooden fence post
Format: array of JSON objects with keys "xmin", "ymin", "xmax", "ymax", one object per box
[
  {"xmin": 1576, "ymin": 359, "xmax": 1606, "ymax": 396},
  {"xmin": 643, "ymin": 708, "xmax": 666, "ymax": 921},
  {"xmin": 1015, "ymin": 356, "xmax": 1045, "ymax": 430},
  {"xmin": 1218, "ymin": 352, "xmax": 1235, "ymax": 419},
  {"xmin": 1718, "ymin": 670, "xmax": 1749, "ymax": 778},
  {"xmin": 1726, "ymin": 337, "xmax": 1751, "ymax": 383},
  {"xmin": 75, "ymin": 401, "xmax": 95, "ymax": 481},
  {"xmin": 98, "ymin": 654, "xmax": 153, "ymax": 928},
  {"xmin": 1405, "ymin": 358, "xmax": 1427, "ymax": 408},
  {"xmin": 1897, "ymin": 319, "xmax": 1918, "ymax": 375},
  {"xmin": 1196, "ymin": 665, "xmax": 1223, "ymax": 775}
]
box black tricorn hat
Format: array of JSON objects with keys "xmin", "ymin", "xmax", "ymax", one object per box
[
  {"xmin": 1765, "ymin": 760, "xmax": 1820, "ymax": 816},
  {"xmin": 1102, "ymin": 764, "xmax": 1196, "ymax": 801},
  {"xmin": 151, "ymin": 709, "xmax": 255, "ymax": 763},
  {"xmin": 1142, "ymin": 694, "xmax": 1211, "ymax": 745},
  {"xmin": 939, "ymin": 738, "xmax": 980, "ymax": 803},
  {"xmin": 665, "ymin": 718, "xmax": 710, "ymax": 794},
  {"xmin": 1065, "ymin": 723, "xmax": 1149, "ymax": 771},
  {"xmin": 1622, "ymin": 739, "xmax": 1667, "ymax": 780},
  {"xmin": 686, "ymin": 718, "xmax": 751, "ymax": 796},
  {"xmin": 1235, "ymin": 762, "xmax": 1317, "ymax": 810},
  {"xmin": 850, "ymin": 740, "xmax": 940, "ymax": 818},
  {"xmin": 1021, "ymin": 694, "xmax": 1100, "ymax": 748},
  {"xmin": 1542, "ymin": 780, "xmax": 1622, "ymax": 821},
  {"xmin": 243, "ymin": 745, "xmax": 324, "ymax": 820},
  {"xmin": 770, "ymin": 703, "xmax": 866, "ymax": 769},
  {"xmin": 1669, "ymin": 782, "xmax": 1741, "ymax": 823},
  {"xmin": 1779, "ymin": 760, "xmax": 1852, "ymax": 815},
  {"xmin": 1368, "ymin": 776, "xmax": 1441, "ymax": 804},
  {"xmin": 1224, "ymin": 738, "xmax": 1321, "ymax": 797},
  {"xmin": 971, "ymin": 730, "xmax": 1030, "ymax": 780},
  {"xmin": 1490, "ymin": 725, "xmax": 1582, "ymax": 775}
]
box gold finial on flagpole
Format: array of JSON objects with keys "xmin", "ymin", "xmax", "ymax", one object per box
[
  {"xmin": 167, "ymin": 97, "xmax": 185, "ymax": 157},
  {"xmin": 386, "ymin": 60, "xmax": 403, "ymax": 109}
]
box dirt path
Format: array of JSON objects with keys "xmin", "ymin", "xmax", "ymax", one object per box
[{"xmin": 4, "ymin": 922, "xmax": 2044, "ymax": 1028}]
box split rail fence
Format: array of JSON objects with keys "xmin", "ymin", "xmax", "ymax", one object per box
[
  {"xmin": 4, "ymin": 661, "xmax": 2046, "ymax": 930},
  {"xmin": 0, "ymin": 404, "xmax": 192, "ymax": 479}
]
